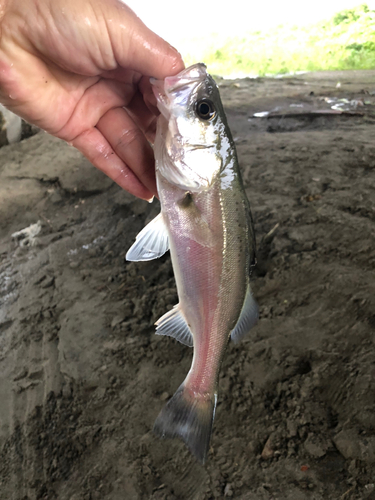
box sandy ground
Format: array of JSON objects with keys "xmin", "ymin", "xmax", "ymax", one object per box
[{"xmin": 0, "ymin": 70, "xmax": 375, "ymax": 500}]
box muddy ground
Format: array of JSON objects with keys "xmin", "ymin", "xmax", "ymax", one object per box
[{"xmin": 0, "ymin": 70, "xmax": 375, "ymax": 500}]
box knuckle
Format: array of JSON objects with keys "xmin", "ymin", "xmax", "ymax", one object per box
[{"xmin": 118, "ymin": 127, "xmax": 142, "ymax": 148}]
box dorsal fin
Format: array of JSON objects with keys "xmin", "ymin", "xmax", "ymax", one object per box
[
  {"xmin": 126, "ymin": 213, "xmax": 169, "ymax": 261},
  {"xmin": 155, "ymin": 305, "xmax": 193, "ymax": 347},
  {"xmin": 231, "ymin": 286, "xmax": 259, "ymax": 343}
]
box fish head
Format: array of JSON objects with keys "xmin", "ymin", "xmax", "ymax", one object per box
[{"xmin": 152, "ymin": 63, "xmax": 233, "ymax": 192}]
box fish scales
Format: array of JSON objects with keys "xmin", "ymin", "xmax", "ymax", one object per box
[
  {"xmin": 159, "ymin": 176, "xmax": 245, "ymax": 387},
  {"xmin": 126, "ymin": 63, "xmax": 258, "ymax": 463}
]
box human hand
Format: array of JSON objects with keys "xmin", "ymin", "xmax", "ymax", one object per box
[{"xmin": 0, "ymin": 0, "xmax": 184, "ymax": 200}]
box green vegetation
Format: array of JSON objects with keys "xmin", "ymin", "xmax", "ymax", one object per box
[{"xmin": 182, "ymin": 4, "xmax": 375, "ymax": 77}]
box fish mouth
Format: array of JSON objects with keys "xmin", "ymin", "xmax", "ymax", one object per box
[
  {"xmin": 151, "ymin": 63, "xmax": 207, "ymax": 119},
  {"xmin": 164, "ymin": 63, "xmax": 207, "ymax": 93},
  {"xmin": 150, "ymin": 78, "xmax": 170, "ymax": 118}
]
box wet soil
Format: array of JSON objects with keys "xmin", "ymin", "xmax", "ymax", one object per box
[{"xmin": 0, "ymin": 70, "xmax": 375, "ymax": 500}]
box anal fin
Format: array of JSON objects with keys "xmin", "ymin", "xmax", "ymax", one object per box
[
  {"xmin": 231, "ymin": 286, "xmax": 259, "ymax": 343},
  {"xmin": 126, "ymin": 213, "xmax": 169, "ymax": 261},
  {"xmin": 155, "ymin": 305, "xmax": 193, "ymax": 347}
]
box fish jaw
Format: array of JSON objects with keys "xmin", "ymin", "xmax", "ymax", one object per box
[
  {"xmin": 153, "ymin": 112, "xmax": 222, "ymax": 192},
  {"xmin": 163, "ymin": 63, "xmax": 207, "ymax": 94},
  {"xmin": 150, "ymin": 65, "xmax": 205, "ymax": 121},
  {"xmin": 150, "ymin": 78, "xmax": 170, "ymax": 120},
  {"xmin": 151, "ymin": 63, "xmax": 207, "ymax": 103}
]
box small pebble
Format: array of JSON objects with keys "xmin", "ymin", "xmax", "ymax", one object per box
[{"xmin": 160, "ymin": 392, "xmax": 169, "ymax": 401}]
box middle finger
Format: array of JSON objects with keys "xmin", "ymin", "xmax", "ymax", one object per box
[{"xmin": 97, "ymin": 106, "xmax": 157, "ymax": 197}]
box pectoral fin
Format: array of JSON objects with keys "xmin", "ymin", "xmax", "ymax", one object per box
[
  {"xmin": 126, "ymin": 213, "xmax": 169, "ymax": 261},
  {"xmin": 155, "ymin": 305, "xmax": 193, "ymax": 347},
  {"xmin": 230, "ymin": 286, "xmax": 259, "ymax": 343}
]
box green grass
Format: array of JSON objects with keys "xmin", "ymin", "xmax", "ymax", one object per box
[{"xmin": 181, "ymin": 4, "xmax": 375, "ymax": 77}]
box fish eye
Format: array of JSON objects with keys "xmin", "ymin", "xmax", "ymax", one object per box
[{"xmin": 195, "ymin": 99, "xmax": 216, "ymax": 121}]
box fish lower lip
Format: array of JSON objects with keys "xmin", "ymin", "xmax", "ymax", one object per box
[
  {"xmin": 151, "ymin": 78, "xmax": 170, "ymax": 118},
  {"xmin": 151, "ymin": 78, "xmax": 165, "ymax": 97},
  {"xmin": 164, "ymin": 76, "xmax": 201, "ymax": 93},
  {"xmin": 164, "ymin": 63, "xmax": 207, "ymax": 92}
]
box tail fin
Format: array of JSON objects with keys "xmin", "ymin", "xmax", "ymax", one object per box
[{"xmin": 153, "ymin": 383, "xmax": 217, "ymax": 464}]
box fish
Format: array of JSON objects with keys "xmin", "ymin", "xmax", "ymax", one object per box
[{"xmin": 126, "ymin": 63, "xmax": 258, "ymax": 463}]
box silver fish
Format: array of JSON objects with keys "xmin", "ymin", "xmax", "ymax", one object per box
[{"xmin": 126, "ymin": 63, "xmax": 258, "ymax": 463}]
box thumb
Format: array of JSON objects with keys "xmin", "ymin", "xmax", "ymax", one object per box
[{"xmin": 108, "ymin": 2, "xmax": 185, "ymax": 78}]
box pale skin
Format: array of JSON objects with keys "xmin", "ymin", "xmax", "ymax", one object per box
[{"xmin": 0, "ymin": 0, "xmax": 185, "ymax": 200}]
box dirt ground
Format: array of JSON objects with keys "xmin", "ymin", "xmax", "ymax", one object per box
[{"xmin": 0, "ymin": 69, "xmax": 375, "ymax": 500}]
